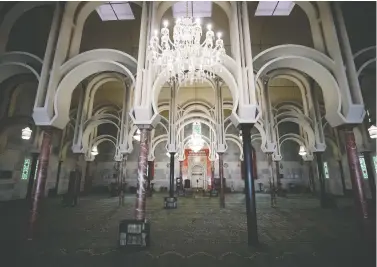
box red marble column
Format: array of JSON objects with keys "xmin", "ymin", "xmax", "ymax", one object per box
[
  {"xmin": 134, "ymin": 128, "xmax": 150, "ymax": 221},
  {"xmin": 27, "ymin": 127, "xmax": 53, "ymax": 240},
  {"xmin": 342, "ymin": 127, "xmax": 372, "ymax": 239},
  {"xmin": 218, "ymin": 153, "xmax": 225, "ymax": 208}
]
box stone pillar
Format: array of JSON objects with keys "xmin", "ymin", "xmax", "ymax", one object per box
[
  {"xmin": 119, "ymin": 155, "xmax": 127, "ymax": 205},
  {"xmin": 54, "ymin": 160, "xmax": 63, "ymax": 196},
  {"xmin": 342, "ymin": 127, "xmax": 372, "ymax": 240},
  {"xmin": 218, "ymin": 152, "xmax": 225, "ymax": 208},
  {"xmin": 241, "ymin": 124, "xmax": 259, "ymax": 246},
  {"xmin": 275, "ymin": 161, "xmax": 284, "ymax": 196},
  {"xmin": 362, "ymin": 152, "xmax": 376, "ymax": 205},
  {"xmin": 27, "ymin": 127, "xmax": 53, "ymax": 240},
  {"xmin": 169, "ymin": 152, "xmax": 175, "ymax": 197},
  {"xmin": 179, "ymin": 160, "xmax": 183, "ymax": 179},
  {"xmin": 268, "ymin": 154, "xmax": 277, "ymax": 207},
  {"xmin": 315, "ymin": 153, "xmax": 329, "ymax": 208},
  {"xmin": 134, "ymin": 128, "xmax": 150, "ymax": 221},
  {"xmin": 83, "ymin": 161, "xmax": 91, "ymax": 194},
  {"xmin": 210, "ymin": 161, "xmax": 215, "ymax": 190}
]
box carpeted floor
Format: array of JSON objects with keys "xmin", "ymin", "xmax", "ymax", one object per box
[{"xmin": 0, "ymin": 193, "xmax": 375, "ymax": 267}]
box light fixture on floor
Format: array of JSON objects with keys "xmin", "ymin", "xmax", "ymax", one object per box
[
  {"xmin": 21, "ymin": 127, "xmax": 32, "ymax": 140},
  {"xmin": 298, "ymin": 145, "xmax": 307, "ymax": 156},
  {"xmin": 91, "ymin": 145, "xmax": 99, "ymax": 156},
  {"xmin": 368, "ymin": 124, "xmax": 377, "ymax": 139}
]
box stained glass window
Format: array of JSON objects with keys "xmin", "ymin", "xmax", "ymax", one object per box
[
  {"xmin": 373, "ymin": 156, "xmax": 377, "ymax": 174},
  {"xmin": 192, "ymin": 122, "xmax": 201, "ymax": 135},
  {"xmin": 358, "ymin": 156, "xmax": 368, "ymax": 179},
  {"xmin": 323, "ymin": 162, "xmax": 330, "ymax": 179},
  {"xmin": 21, "ymin": 158, "xmax": 31, "ymax": 180}
]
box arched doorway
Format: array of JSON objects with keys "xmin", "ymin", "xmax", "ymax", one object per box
[{"xmin": 189, "ymin": 164, "xmax": 205, "ymax": 189}]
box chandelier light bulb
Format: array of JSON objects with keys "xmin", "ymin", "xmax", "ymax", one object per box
[
  {"xmin": 163, "ymin": 20, "xmax": 168, "ymax": 27},
  {"xmin": 195, "ymin": 18, "xmax": 201, "ymax": 24},
  {"xmin": 154, "ymin": 30, "xmax": 158, "ymax": 36},
  {"xmin": 217, "ymin": 32, "xmax": 222, "ymax": 38},
  {"xmin": 207, "ymin": 24, "xmax": 212, "ymax": 30}
]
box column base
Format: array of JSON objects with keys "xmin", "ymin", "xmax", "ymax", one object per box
[
  {"xmin": 164, "ymin": 197, "xmax": 178, "ymax": 209},
  {"xmin": 119, "ymin": 219, "xmax": 150, "ymax": 249}
]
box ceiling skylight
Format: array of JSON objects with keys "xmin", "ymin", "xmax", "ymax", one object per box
[
  {"xmin": 255, "ymin": 1, "xmax": 295, "ymax": 16},
  {"xmin": 96, "ymin": 2, "xmax": 135, "ymax": 21},
  {"xmin": 172, "ymin": 1, "xmax": 212, "ymax": 18}
]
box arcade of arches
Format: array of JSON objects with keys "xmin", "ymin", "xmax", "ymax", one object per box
[{"xmin": 0, "ymin": 1, "xmax": 376, "ymax": 265}]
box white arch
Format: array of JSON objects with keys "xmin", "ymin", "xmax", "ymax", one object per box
[
  {"xmin": 0, "ymin": 2, "xmax": 54, "ymax": 53},
  {"xmin": 82, "ymin": 119, "xmax": 120, "ymax": 152},
  {"xmin": 275, "ymin": 117, "xmax": 316, "ymax": 149},
  {"xmin": 61, "ymin": 49, "xmax": 137, "ymax": 75},
  {"xmin": 68, "ymin": 2, "xmax": 142, "ymax": 57},
  {"xmin": 0, "ymin": 62, "xmax": 40, "ymax": 85},
  {"xmin": 255, "ymin": 56, "xmax": 343, "ymax": 126},
  {"xmin": 357, "ymin": 58, "xmax": 376, "ymax": 77},
  {"xmin": 152, "ymin": 61, "xmax": 239, "ymax": 115},
  {"xmin": 84, "ymin": 73, "xmax": 125, "ymax": 118},
  {"xmin": 148, "ymin": 135, "xmax": 168, "ymax": 161},
  {"xmin": 225, "ymin": 134, "xmax": 244, "ymax": 161},
  {"xmin": 176, "ymin": 112, "xmax": 216, "ymax": 127},
  {"xmin": 52, "ymin": 60, "xmax": 134, "ymax": 129},
  {"xmin": 253, "ymin": 44, "xmax": 335, "ymax": 71}
]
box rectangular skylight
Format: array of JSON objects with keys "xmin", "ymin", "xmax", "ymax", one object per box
[
  {"xmin": 96, "ymin": 2, "xmax": 135, "ymax": 21},
  {"xmin": 255, "ymin": 1, "xmax": 295, "ymax": 16},
  {"xmin": 273, "ymin": 1, "xmax": 295, "ymax": 16},
  {"xmin": 173, "ymin": 1, "xmax": 212, "ymax": 18},
  {"xmin": 255, "ymin": 1, "xmax": 278, "ymax": 16}
]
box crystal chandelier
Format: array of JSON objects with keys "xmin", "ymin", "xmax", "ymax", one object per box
[{"xmin": 148, "ymin": 1, "xmax": 225, "ymax": 84}]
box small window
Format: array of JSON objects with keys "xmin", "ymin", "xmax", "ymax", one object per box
[
  {"xmin": 359, "ymin": 156, "xmax": 368, "ymax": 179},
  {"xmin": 96, "ymin": 2, "xmax": 135, "ymax": 21},
  {"xmin": 373, "ymin": 155, "xmax": 377, "ymax": 174},
  {"xmin": 323, "ymin": 162, "xmax": 330, "ymax": 179}
]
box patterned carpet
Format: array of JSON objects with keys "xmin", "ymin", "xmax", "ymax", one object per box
[{"xmin": 0, "ymin": 193, "xmax": 375, "ymax": 267}]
